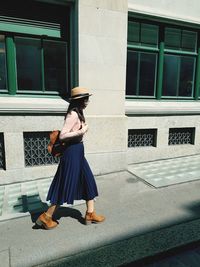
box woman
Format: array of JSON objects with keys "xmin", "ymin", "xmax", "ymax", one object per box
[{"xmin": 36, "ymin": 87, "xmax": 105, "ymax": 229}]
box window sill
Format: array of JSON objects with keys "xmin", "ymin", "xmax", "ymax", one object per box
[
  {"xmin": 0, "ymin": 97, "xmax": 69, "ymax": 114},
  {"xmin": 125, "ymin": 100, "xmax": 200, "ymax": 115}
]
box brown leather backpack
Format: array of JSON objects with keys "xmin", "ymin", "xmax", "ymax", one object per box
[{"xmin": 47, "ymin": 130, "xmax": 65, "ymax": 157}]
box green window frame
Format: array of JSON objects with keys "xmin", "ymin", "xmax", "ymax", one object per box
[
  {"xmin": 0, "ymin": 1, "xmax": 74, "ymax": 98},
  {"xmin": 126, "ymin": 16, "xmax": 200, "ymax": 100}
]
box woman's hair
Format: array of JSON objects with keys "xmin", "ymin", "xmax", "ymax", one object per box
[{"xmin": 65, "ymin": 97, "xmax": 87, "ymax": 122}]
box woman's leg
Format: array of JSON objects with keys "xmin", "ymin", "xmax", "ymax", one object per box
[
  {"xmin": 36, "ymin": 204, "xmax": 58, "ymax": 229},
  {"xmin": 85, "ymin": 199, "xmax": 105, "ymax": 225},
  {"xmin": 86, "ymin": 200, "xmax": 94, "ymax": 213},
  {"xmin": 45, "ymin": 204, "xmax": 57, "ymax": 217}
]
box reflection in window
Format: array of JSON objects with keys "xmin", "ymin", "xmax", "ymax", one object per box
[
  {"xmin": 163, "ymin": 55, "xmax": 195, "ymax": 97},
  {"xmin": 43, "ymin": 40, "xmax": 67, "ymax": 93},
  {"xmin": 15, "ymin": 37, "xmax": 42, "ymax": 91},
  {"xmin": 0, "ymin": 35, "xmax": 7, "ymax": 90},
  {"xmin": 126, "ymin": 50, "xmax": 157, "ymax": 96},
  {"xmin": 165, "ymin": 28, "xmax": 197, "ymax": 52},
  {"xmin": 139, "ymin": 53, "xmax": 157, "ymax": 96},
  {"xmin": 126, "ymin": 51, "xmax": 138, "ymax": 96},
  {"xmin": 128, "ymin": 21, "xmax": 140, "ymax": 44},
  {"xmin": 140, "ymin": 23, "xmax": 158, "ymax": 47},
  {"xmin": 128, "ymin": 21, "xmax": 158, "ymax": 48}
]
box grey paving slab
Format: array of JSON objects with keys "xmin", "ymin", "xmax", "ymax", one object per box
[
  {"xmin": 0, "ymin": 249, "xmax": 10, "ymax": 267},
  {"xmin": 128, "ymin": 154, "xmax": 200, "ymax": 187}
]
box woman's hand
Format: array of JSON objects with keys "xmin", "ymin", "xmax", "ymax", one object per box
[{"xmin": 81, "ymin": 123, "xmax": 88, "ymax": 134}]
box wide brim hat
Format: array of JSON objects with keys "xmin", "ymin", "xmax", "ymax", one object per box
[{"xmin": 69, "ymin": 87, "xmax": 92, "ymax": 100}]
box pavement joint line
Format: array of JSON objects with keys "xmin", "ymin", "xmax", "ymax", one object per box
[
  {"xmin": 128, "ymin": 153, "xmax": 200, "ymax": 166},
  {"xmin": 127, "ymin": 170, "xmax": 156, "ymax": 189},
  {"xmin": 0, "ymin": 248, "xmax": 9, "ymax": 253},
  {"xmin": 9, "ymin": 247, "xmax": 11, "ymax": 267}
]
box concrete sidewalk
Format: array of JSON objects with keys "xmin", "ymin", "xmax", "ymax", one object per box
[{"xmin": 1, "ymin": 170, "xmax": 200, "ymax": 267}]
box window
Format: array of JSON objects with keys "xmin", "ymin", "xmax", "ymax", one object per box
[
  {"xmin": 128, "ymin": 129, "xmax": 157, "ymax": 147},
  {"xmin": 126, "ymin": 17, "xmax": 199, "ymax": 100},
  {"xmin": 23, "ymin": 132, "xmax": 59, "ymax": 167},
  {"xmin": 0, "ymin": 1, "xmax": 71, "ymax": 97},
  {"xmin": 168, "ymin": 128, "xmax": 195, "ymax": 145}
]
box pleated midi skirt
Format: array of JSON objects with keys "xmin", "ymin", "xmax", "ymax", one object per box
[{"xmin": 46, "ymin": 142, "xmax": 98, "ymax": 205}]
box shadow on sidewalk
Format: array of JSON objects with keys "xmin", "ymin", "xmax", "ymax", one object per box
[
  {"xmin": 183, "ymin": 201, "xmax": 200, "ymax": 217},
  {"xmin": 31, "ymin": 206, "xmax": 85, "ymax": 230},
  {"xmin": 53, "ymin": 206, "xmax": 85, "ymax": 225},
  {"xmin": 13, "ymin": 194, "xmax": 85, "ymax": 229}
]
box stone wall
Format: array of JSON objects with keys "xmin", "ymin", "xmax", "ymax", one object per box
[{"xmin": 0, "ymin": 0, "xmax": 129, "ymax": 185}]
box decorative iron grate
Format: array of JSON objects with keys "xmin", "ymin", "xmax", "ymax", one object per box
[
  {"xmin": 0, "ymin": 133, "xmax": 5, "ymax": 169},
  {"xmin": 168, "ymin": 128, "xmax": 195, "ymax": 145},
  {"xmin": 23, "ymin": 132, "xmax": 59, "ymax": 167},
  {"xmin": 128, "ymin": 129, "xmax": 157, "ymax": 147}
]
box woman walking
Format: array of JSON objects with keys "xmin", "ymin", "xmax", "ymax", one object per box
[{"xmin": 36, "ymin": 87, "xmax": 105, "ymax": 229}]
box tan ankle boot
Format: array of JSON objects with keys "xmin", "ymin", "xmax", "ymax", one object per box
[
  {"xmin": 36, "ymin": 212, "xmax": 58, "ymax": 230},
  {"xmin": 85, "ymin": 211, "xmax": 105, "ymax": 225}
]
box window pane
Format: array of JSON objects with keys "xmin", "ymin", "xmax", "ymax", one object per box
[
  {"xmin": 128, "ymin": 21, "xmax": 158, "ymax": 47},
  {"xmin": 182, "ymin": 31, "xmax": 197, "ymax": 52},
  {"xmin": 0, "ymin": 35, "xmax": 7, "ymax": 90},
  {"xmin": 43, "ymin": 40, "xmax": 67, "ymax": 92},
  {"xmin": 126, "ymin": 50, "xmax": 138, "ymax": 95},
  {"xmin": 165, "ymin": 28, "xmax": 181, "ymax": 50},
  {"xmin": 141, "ymin": 23, "xmax": 158, "ymax": 47},
  {"xmin": 163, "ymin": 55, "xmax": 179, "ymax": 96},
  {"xmin": 179, "ymin": 57, "xmax": 195, "ymax": 97},
  {"xmin": 126, "ymin": 51, "xmax": 156, "ymax": 96},
  {"xmin": 139, "ymin": 53, "xmax": 157, "ymax": 96},
  {"xmin": 165, "ymin": 28, "xmax": 197, "ymax": 52},
  {"xmin": 163, "ymin": 55, "xmax": 195, "ymax": 97},
  {"xmin": 15, "ymin": 37, "xmax": 42, "ymax": 91},
  {"xmin": 128, "ymin": 21, "xmax": 140, "ymax": 44}
]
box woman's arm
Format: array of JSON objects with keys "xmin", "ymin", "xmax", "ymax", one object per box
[{"xmin": 59, "ymin": 111, "xmax": 88, "ymax": 141}]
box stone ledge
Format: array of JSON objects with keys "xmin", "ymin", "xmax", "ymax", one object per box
[
  {"xmin": 0, "ymin": 97, "xmax": 69, "ymax": 114},
  {"xmin": 126, "ymin": 100, "xmax": 200, "ymax": 115}
]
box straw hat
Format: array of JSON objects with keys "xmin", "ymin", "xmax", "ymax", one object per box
[{"xmin": 69, "ymin": 87, "xmax": 92, "ymax": 100}]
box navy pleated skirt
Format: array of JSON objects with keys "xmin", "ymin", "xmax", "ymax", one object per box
[{"xmin": 46, "ymin": 142, "xmax": 98, "ymax": 205}]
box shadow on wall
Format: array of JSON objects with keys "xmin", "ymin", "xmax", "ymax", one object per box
[
  {"xmin": 13, "ymin": 194, "xmax": 48, "ymax": 217},
  {"xmin": 13, "ymin": 194, "xmax": 85, "ymax": 228}
]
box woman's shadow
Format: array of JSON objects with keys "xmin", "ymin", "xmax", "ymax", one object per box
[
  {"xmin": 13, "ymin": 194, "xmax": 85, "ymax": 229},
  {"xmin": 31, "ymin": 205, "xmax": 85, "ymax": 229},
  {"xmin": 54, "ymin": 206, "xmax": 85, "ymax": 225}
]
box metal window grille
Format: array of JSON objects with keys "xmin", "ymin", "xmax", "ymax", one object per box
[
  {"xmin": 0, "ymin": 133, "xmax": 5, "ymax": 169},
  {"xmin": 128, "ymin": 129, "xmax": 157, "ymax": 147},
  {"xmin": 23, "ymin": 132, "xmax": 59, "ymax": 167},
  {"xmin": 168, "ymin": 128, "xmax": 195, "ymax": 145}
]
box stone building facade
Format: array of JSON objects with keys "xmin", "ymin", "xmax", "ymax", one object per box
[{"xmin": 0, "ymin": 0, "xmax": 200, "ymax": 189}]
